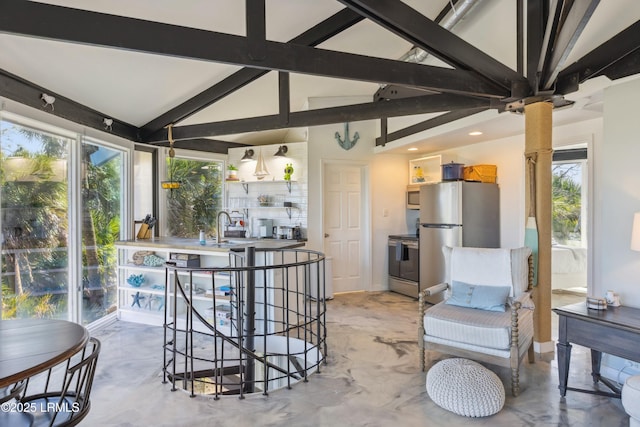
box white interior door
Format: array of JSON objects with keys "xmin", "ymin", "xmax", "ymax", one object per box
[{"xmin": 323, "ymin": 163, "xmax": 364, "ymax": 293}]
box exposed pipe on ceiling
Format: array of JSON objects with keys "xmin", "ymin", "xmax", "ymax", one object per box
[{"xmin": 399, "ymin": 0, "xmax": 484, "ymax": 64}]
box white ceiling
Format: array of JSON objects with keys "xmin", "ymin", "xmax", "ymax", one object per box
[{"xmin": 1, "ymin": 1, "xmax": 639, "ymax": 154}]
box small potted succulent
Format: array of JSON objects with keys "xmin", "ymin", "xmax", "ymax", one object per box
[{"xmin": 226, "ymin": 164, "xmax": 238, "ymax": 180}]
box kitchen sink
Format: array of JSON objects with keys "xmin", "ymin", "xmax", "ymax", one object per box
[
  {"xmin": 211, "ymin": 242, "xmax": 235, "ymax": 248},
  {"xmin": 225, "ymin": 238, "xmax": 257, "ymax": 244},
  {"xmin": 210, "ymin": 238, "xmax": 256, "ymax": 247}
]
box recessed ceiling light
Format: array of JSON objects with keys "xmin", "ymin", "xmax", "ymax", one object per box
[
  {"xmin": 469, "ymin": 131, "xmax": 483, "ymax": 136},
  {"xmin": 408, "ymin": 147, "xmax": 418, "ymax": 151}
]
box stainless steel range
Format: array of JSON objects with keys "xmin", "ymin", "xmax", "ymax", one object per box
[{"xmin": 388, "ymin": 235, "xmax": 419, "ymax": 298}]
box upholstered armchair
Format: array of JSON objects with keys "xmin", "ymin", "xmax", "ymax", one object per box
[{"xmin": 418, "ymin": 246, "xmax": 535, "ymax": 397}]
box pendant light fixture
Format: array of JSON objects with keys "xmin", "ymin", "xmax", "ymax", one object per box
[{"xmin": 161, "ymin": 124, "xmax": 180, "ymax": 190}]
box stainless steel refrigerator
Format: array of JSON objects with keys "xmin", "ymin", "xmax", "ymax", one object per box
[{"xmin": 419, "ymin": 181, "xmax": 500, "ymax": 304}]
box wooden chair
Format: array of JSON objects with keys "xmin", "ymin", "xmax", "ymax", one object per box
[{"xmin": 419, "ymin": 246, "xmax": 535, "ymax": 396}]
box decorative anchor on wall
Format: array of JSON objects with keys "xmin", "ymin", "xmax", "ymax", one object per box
[{"xmin": 335, "ymin": 122, "xmax": 360, "ymax": 150}]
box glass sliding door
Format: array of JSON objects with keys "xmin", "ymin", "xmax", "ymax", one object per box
[
  {"xmin": 1, "ymin": 116, "xmax": 127, "ymax": 325},
  {"xmin": 80, "ymin": 139, "xmax": 124, "ymax": 324},
  {"xmin": 1, "ymin": 119, "xmax": 71, "ymax": 319}
]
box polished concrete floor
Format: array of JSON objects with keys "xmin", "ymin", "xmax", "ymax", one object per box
[{"xmin": 86, "ymin": 291, "xmax": 628, "ymax": 426}]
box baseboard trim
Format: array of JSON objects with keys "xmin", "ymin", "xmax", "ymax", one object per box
[
  {"xmin": 534, "ymin": 340, "xmax": 555, "ymax": 354},
  {"xmin": 87, "ymin": 312, "xmax": 118, "ymax": 332}
]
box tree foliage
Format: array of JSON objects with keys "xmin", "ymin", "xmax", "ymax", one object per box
[
  {"xmin": 552, "ymin": 164, "xmax": 582, "ymax": 244},
  {"xmin": 1, "ymin": 121, "xmax": 120, "ymax": 321},
  {"xmin": 165, "ymin": 158, "xmax": 223, "ymax": 239}
]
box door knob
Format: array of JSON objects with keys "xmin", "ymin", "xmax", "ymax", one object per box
[{"xmin": 324, "ymin": 233, "xmax": 330, "ymax": 238}]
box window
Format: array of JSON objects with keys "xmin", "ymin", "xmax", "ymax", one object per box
[
  {"xmin": 133, "ymin": 147, "xmax": 157, "ymax": 235},
  {"xmin": 551, "ymin": 147, "xmax": 588, "ymax": 294},
  {"xmin": 552, "ymin": 148, "xmax": 587, "ymax": 247},
  {"xmin": 1, "ymin": 119, "xmax": 72, "ymax": 319},
  {"xmin": 80, "ymin": 139, "xmax": 124, "ymax": 323},
  {"xmin": 164, "ymin": 154, "xmax": 224, "ymax": 239},
  {"xmin": 1, "ymin": 114, "xmax": 127, "ymax": 324}
]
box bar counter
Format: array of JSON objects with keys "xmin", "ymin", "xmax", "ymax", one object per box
[{"xmin": 115, "ymin": 237, "xmax": 305, "ymax": 253}]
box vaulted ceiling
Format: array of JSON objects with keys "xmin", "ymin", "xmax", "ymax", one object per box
[{"xmin": 1, "ymin": 1, "xmax": 639, "ymax": 154}]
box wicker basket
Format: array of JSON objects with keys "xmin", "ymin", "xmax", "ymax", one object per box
[{"xmin": 463, "ymin": 165, "xmax": 497, "ymax": 183}]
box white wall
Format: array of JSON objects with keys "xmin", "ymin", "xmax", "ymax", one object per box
[
  {"xmin": 585, "ymin": 77, "xmax": 640, "ymax": 380},
  {"xmin": 597, "ymin": 77, "xmax": 640, "ymax": 308},
  {"xmin": 306, "ymin": 96, "xmax": 412, "ymax": 292}
]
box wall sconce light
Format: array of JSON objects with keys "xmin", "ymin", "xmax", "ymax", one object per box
[
  {"xmin": 631, "ymin": 212, "xmax": 640, "ymax": 251},
  {"xmin": 241, "ymin": 149, "xmax": 255, "ymax": 162},
  {"xmin": 41, "ymin": 93, "xmax": 56, "ymax": 111},
  {"xmin": 274, "ymin": 145, "xmax": 288, "ymax": 157}
]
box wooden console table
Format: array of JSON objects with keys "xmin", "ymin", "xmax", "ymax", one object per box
[{"xmin": 553, "ymin": 302, "xmax": 640, "ymax": 398}]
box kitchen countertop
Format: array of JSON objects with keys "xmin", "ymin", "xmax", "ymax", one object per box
[
  {"xmin": 115, "ymin": 237, "xmax": 305, "ymax": 252},
  {"xmin": 388, "ymin": 234, "xmax": 419, "ymax": 241}
]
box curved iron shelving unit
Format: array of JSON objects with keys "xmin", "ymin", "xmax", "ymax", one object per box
[{"xmin": 162, "ymin": 247, "xmax": 327, "ymax": 399}]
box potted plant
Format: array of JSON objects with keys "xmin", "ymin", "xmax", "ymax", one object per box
[{"xmin": 226, "ymin": 164, "xmax": 238, "ymax": 180}]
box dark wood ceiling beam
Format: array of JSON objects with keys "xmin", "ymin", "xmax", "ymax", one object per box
[
  {"xmin": 537, "ymin": 0, "xmax": 565, "ymax": 90},
  {"xmin": 517, "ymin": 0, "xmax": 524, "ymax": 75},
  {"xmin": 595, "ymin": 48, "xmax": 640, "ymax": 81},
  {"xmin": 374, "ymin": 107, "xmax": 489, "ymax": 146},
  {"xmin": 141, "ymin": 68, "xmax": 263, "ymax": 137},
  {"xmin": 556, "ymin": 20, "xmax": 640, "ymax": 94},
  {"xmin": 372, "ymin": 1, "xmax": 455, "ymax": 104},
  {"xmin": 0, "ymin": 68, "xmax": 139, "ymax": 141},
  {"xmin": 337, "ymin": 0, "xmax": 529, "ymax": 96},
  {"xmin": 540, "ymin": 0, "xmax": 600, "ymax": 90},
  {"xmin": 144, "ymin": 94, "xmax": 491, "ymax": 143},
  {"xmin": 0, "ymin": 1, "xmax": 507, "ymax": 99},
  {"xmin": 145, "ymin": 138, "xmax": 248, "ymax": 154},
  {"xmin": 379, "ymin": 117, "xmax": 388, "ymax": 146},
  {"xmin": 140, "ymin": 8, "xmax": 365, "ymax": 137},
  {"xmin": 247, "ymin": 0, "xmax": 266, "ymax": 61},
  {"xmin": 374, "ymin": 85, "xmax": 437, "ymax": 101},
  {"xmin": 527, "ymin": 0, "xmax": 547, "ymax": 92},
  {"xmin": 279, "ymin": 72, "xmax": 290, "ymax": 124}
]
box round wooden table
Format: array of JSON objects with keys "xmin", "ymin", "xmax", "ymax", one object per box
[{"xmin": 0, "ymin": 318, "xmax": 89, "ymax": 388}]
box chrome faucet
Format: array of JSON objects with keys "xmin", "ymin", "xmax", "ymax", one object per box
[{"xmin": 217, "ymin": 211, "xmax": 232, "ymax": 243}]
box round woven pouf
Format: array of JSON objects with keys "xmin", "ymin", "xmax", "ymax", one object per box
[
  {"xmin": 622, "ymin": 375, "xmax": 640, "ymax": 427},
  {"xmin": 426, "ymin": 358, "xmax": 505, "ymax": 417}
]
